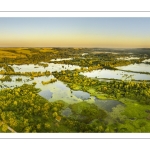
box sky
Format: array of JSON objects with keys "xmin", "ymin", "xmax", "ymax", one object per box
[{"xmin": 0, "ymin": 17, "xmax": 150, "ymax": 48}]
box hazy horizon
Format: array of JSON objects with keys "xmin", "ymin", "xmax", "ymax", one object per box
[
  {"xmin": 0, "ymin": 17, "xmax": 150, "ymax": 48},
  {"xmin": 0, "ymin": 47, "xmax": 150, "ymax": 49}
]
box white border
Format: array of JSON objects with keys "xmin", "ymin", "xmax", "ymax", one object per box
[
  {"xmin": 0, "ymin": 133, "xmax": 150, "ymax": 138},
  {"xmin": 0, "ymin": 12, "xmax": 150, "ymax": 17},
  {"xmin": 0, "ymin": 0, "xmax": 150, "ymax": 11}
]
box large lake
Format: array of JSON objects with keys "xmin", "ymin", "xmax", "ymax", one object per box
[
  {"xmin": 80, "ymin": 69, "xmax": 150, "ymax": 80},
  {"xmin": 10, "ymin": 63, "xmax": 80, "ymax": 73},
  {"xmin": 116, "ymin": 63, "xmax": 150, "ymax": 73}
]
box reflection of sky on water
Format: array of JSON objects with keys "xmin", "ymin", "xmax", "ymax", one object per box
[
  {"xmin": 72, "ymin": 91, "xmax": 90, "ymax": 100},
  {"xmin": 39, "ymin": 90, "xmax": 53, "ymax": 100},
  {"xmin": 1, "ymin": 62, "xmax": 146, "ymax": 112},
  {"xmin": 61, "ymin": 108, "xmax": 72, "ymax": 117},
  {"xmin": 94, "ymin": 98, "xmax": 123, "ymax": 112},
  {"xmin": 10, "ymin": 63, "xmax": 80, "ymax": 73},
  {"xmin": 80, "ymin": 69, "xmax": 150, "ymax": 80},
  {"xmin": 0, "ymin": 75, "xmax": 55, "ymax": 89},
  {"xmin": 116, "ymin": 63, "xmax": 150, "ymax": 73},
  {"xmin": 117, "ymin": 57, "xmax": 139, "ymax": 60},
  {"xmin": 0, "ymin": 74, "xmax": 123, "ymax": 112}
]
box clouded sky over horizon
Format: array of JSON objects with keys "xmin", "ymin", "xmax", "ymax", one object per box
[{"xmin": 0, "ymin": 17, "xmax": 150, "ymax": 48}]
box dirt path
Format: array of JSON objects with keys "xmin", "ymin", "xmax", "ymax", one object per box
[
  {"xmin": 1, "ymin": 122, "xmax": 17, "ymax": 133},
  {"xmin": 7, "ymin": 125, "xmax": 17, "ymax": 133}
]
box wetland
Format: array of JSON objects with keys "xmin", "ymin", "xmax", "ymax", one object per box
[{"xmin": 0, "ymin": 47, "xmax": 150, "ymax": 133}]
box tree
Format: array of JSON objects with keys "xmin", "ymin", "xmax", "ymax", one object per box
[{"xmin": 2, "ymin": 124, "xmax": 8, "ymax": 132}]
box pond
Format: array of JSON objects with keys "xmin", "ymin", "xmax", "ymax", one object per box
[
  {"xmin": 0, "ymin": 74, "xmax": 124, "ymax": 113},
  {"xmin": 61, "ymin": 108, "xmax": 72, "ymax": 117},
  {"xmin": 0, "ymin": 75, "xmax": 32, "ymax": 88},
  {"xmin": 94, "ymin": 97, "xmax": 123, "ymax": 112},
  {"xmin": 72, "ymin": 91, "xmax": 90, "ymax": 100},
  {"xmin": 38, "ymin": 90, "xmax": 53, "ymax": 100},
  {"xmin": 36, "ymin": 80, "xmax": 122, "ymax": 112},
  {"xmin": 0, "ymin": 75, "xmax": 55, "ymax": 89},
  {"xmin": 0, "ymin": 74, "xmax": 83, "ymax": 103},
  {"xmin": 80, "ymin": 69, "xmax": 150, "ymax": 80},
  {"xmin": 116, "ymin": 63, "xmax": 150, "ymax": 73},
  {"xmin": 37, "ymin": 81, "xmax": 83, "ymax": 104},
  {"xmin": 61, "ymin": 97, "xmax": 123, "ymax": 118},
  {"xmin": 10, "ymin": 63, "xmax": 80, "ymax": 73}
]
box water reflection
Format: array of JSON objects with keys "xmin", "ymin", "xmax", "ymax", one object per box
[
  {"xmin": 0, "ymin": 75, "xmax": 55, "ymax": 89},
  {"xmin": 10, "ymin": 63, "xmax": 80, "ymax": 73},
  {"xmin": 39, "ymin": 90, "xmax": 53, "ymax": 100},
  {"xmin": 72, "ymin": 90, "xmax": 90, "ymax": 100},
  {"xmin": 0, "ymin": 74, "xmax": 124, "ymax": 112},
  {"xmin": 61, "ymin": 108, "xmax": 72, "ymax": 117},
  {"xmin": 80, "ymin": 69, "xmax": 150, "ymax": 80},
  {"xmin": 116, "ymin": 63, "xmax": 150, "ymax": 73},
  {"xmin": 94, "ymin": 98, "xmax": 123, "ymax": 112},
  {"xmin": 117, "ymin": 57, "xmax": 139, "ymax": 60}
]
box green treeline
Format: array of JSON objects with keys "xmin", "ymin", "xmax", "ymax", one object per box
[{"xmin": 0, "ymin": 70, "xmax": 51, "ymax": 77}]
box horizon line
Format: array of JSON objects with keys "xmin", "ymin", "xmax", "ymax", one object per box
[{"xmin": 0, "ymin": 47, "xmax": 150, "ymax": 49}]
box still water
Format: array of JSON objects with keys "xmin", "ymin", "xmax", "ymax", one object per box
[
  {"xmin": 116, "ymin": 63, "xmax": 150, "ymax": 73},
  {"xmin": 0, "ymin": 73, "xmax": 122, "ymax": 112},
  {"xmin": 80, "ymin": 69, "xmax": 150, "ymax": 80},
  {"xmin": 10, "ymin": 63, "xmax": 80, "ymax": 73},
  {"xmin": 117, "ymin": 57, "xmax": 139, "ymax": 60}
]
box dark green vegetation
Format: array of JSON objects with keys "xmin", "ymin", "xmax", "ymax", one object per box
[
  {"xmin": 0, "ymin": 47, "xmax": 150, "ymax": 132},
  {"xmin": 0, "ymin": 84, "xmax": 107, "ymax": 132}
]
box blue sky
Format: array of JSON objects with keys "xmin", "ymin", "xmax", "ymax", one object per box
[{"xmin": 0, "ymin": 17, "xmax": 150, "ymax": 48}]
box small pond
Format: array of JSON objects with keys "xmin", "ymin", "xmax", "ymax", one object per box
[
  {"xmin": 61, "ymin": 108, "xmax": 72, "ymax": 117},
  {"xmin": 39, "ymin": 90, "xmax": 53, "ymax": 100},
  {"xmin": 94, "ymin": 98, "xmax": 123, "ymax": 112},
  {"xmin": 72, "ymin": 91, "xmax": 90, "ymax": 100}
]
